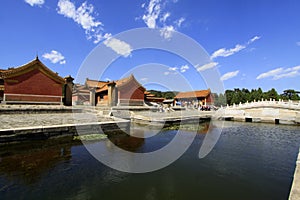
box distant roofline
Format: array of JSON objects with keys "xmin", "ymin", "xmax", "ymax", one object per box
[{"xmin": 0, "ymin": 57, "xmax": 65, "ymax": 84}]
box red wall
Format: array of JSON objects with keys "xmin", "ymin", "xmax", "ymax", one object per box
[
  {"xmin": 206, "ymin": 94, "xmax": 213, "ymax": 103},
  {"xmin": 118, "ymin": 82, "xmax": 144, "ymax": 100},
  {"xmin": 118, "ymin": 80, "xmax": 144, "ymax": 106},
  {"xmin": 4, "ymin": 69, "xmax": 63, "ymax": 102}
]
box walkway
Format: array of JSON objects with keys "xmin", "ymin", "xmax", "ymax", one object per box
[
  {"xmin": 289, "ymin": 148, "xmax": 300, "ymax": 200},
  {"xmin": 216, "ymin": 100, "xmax": 300, "ymax": 125}
]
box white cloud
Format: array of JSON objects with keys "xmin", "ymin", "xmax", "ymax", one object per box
[
  {"xmin": 103, "ymin": 37, "xmax": 132, "ymax": 57},
  {"xmin": 59, "ymin": 60, "xmax": 66, "ymax": 65},
  {"xmin": 211, "ymin": 44, "xmax": 245, "ymax": 59},
  {"xmin": 273, "ymin": 71, "xmax": 299, "ymax": 80},
  {"xmin": 180, "ymin": 65, "xmax": 189, "ymax": 73},
  {"xmin": 292, "ymin": 65, "xmax": 300, "ymax": 71},
  {"xmin": 160, "ymin": 12, "xmax": 170, "ymax": 23},
  {"xmin": 175, "ymin": 17, "xmax": 185, "ymax": 27},
  {"xmin": 57, "ymin": 0, "xmax": 76, "ymax": 18},
  {"xmin": 248, "ymin": 35, "xmax": 261, "ymax": 44},
  {"xmin": 42, "ymin": 50, "xmax": 66, "ymax": 64},
  {"xmin": 24, "ymin": 0, "xmax": 44, "ymax": 7},
  {"xmin": 57, "ymin": 0, "xmax": 109, "ymax": 44},
  {"xmin": 211, "ymin": 36, "xmax": 260, "ymax": 59},
  {"xmin": 164, "ymin": 66, "xmax": 179, "ymax": 75},
  {"xmin": 168, "ymin": 67, "xmax": 178, "ymax": 71},
  {"xmin": 220, "ymin": 70, "xmax": 239, "ymax": 81},
  {"xmin": 297, "ymin": 42, "xmax": 300, "ymax": 46},
  {"xmin": 256, "ymin": 67, "xmax": 283, "ymax": 79},
  {"xmin": 140, "ymin": 77, "xmax": 149, "ymax": 82},
  {"xmin": 93, "ymin": 33, "xmax": 111, "ymax": 44},
  {"xmin": 160, "ymin": 25, "xmax": 175, "ymax": 39},
  {"xmin": 141, "ymin": 0, "xmax": 184, "ymax": 39},
  {"xmin": 256, "ymin": 65, "xmax": 300, "ymax": 80},
  {"xmin": 196, "ymin": 62, "xmax": 218, "ymax": 72},
  {"xmin": 142, "ymin": 0, "xmax": 161, "ymax": 29}
]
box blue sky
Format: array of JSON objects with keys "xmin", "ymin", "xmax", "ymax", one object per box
[{"xmin": 0, "ymin": 0, "xmax": 300, "ymax": 93}]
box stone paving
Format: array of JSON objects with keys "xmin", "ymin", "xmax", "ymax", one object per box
[
  {"xmin": 0, "ymin": 112, "xmax": 112, "ymax": 130},
  {"xmin": 289, "ymin": 148, "xmax": 300, "ymax": 200},
  {"xmin": 133, "ymin": 109, "xmax": 213, "ymax": 119},
  {"xmin": 0, "ymin": 104, "xmax": 70, "ymax": 110}
]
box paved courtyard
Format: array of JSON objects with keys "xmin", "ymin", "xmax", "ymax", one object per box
[{"xmin": 0, "ymin": 112, "xmax": 112, "ymax": 130}]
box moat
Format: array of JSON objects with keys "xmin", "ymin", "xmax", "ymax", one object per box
[{"xmin": 0, "ymin": 121, "xmax": 299, "ymax": 200}]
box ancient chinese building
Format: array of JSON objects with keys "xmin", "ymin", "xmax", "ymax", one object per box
[
  {"xmin": 174, "ymin": 89, "xmax": 213, "ymax": 106},
  {"xmin": 73, "ymin": 74, "xmax": 146, "ymax": 106},
  {"xmin": 0, "ymin": 57, "xmax": 73, "ymax": 105}
]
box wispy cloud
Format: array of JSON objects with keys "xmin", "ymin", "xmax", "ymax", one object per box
[
  {"xmin": 103, "ymin": 37, "xmax": 132, "ymax": 57},
  {"xmin": 163, "ymin": 65, "xmax": 189, "ymax": 75},
  {"xmin": 297, "ymin": 41, "xmax": 300, "ymax": 46},
  {"xmin": 211, "ymin": 35, "xmax": 261, "ymax": 59},
  {"xmin": 24, "ymin": 0, "xmax": 44, "ymax": 7},
  {"xmin": 141, "ymin": 0, "xmax": 184, "ymax": 39},
  {"xmin": 57, "ymin": 0, "xmax": 110, "ymax": 44},
  {"xmin": 168, "ymin": 67, "xmax": 178, "ymax": 71},
  {"xmin": 220, "ymin": 70, "xmax": 239, "ymax": 81},
  {"xmin": 196, "ymin": 62, "xmax": 218, "ymax": 72},
  {"xmin": 211, "ymin": 45, "xmax": 245, "ymax": 59},
  {"xmin": 248, "ymin": 36, "xmax": 261, "ymax": 44},
  {"xmin": 140, "ymin": 77, "xmax": 149, "ymax": 82},
  {"xmin": 160, "ymin": 12, "xmax": 170, "ymax": 23},
  {"xmin": 175, "ymin": 17, "xmax": 185, "ymax": 27},
  {"xmin": 180, "ymin": 65, "xmax": 189, "ymax": 73},
  {"xmin": 273, "ymin": 71, "xmax": 299, "ymax": 80},
  {"xmin": 256, "ymin": 65, "xmax": 300, "ymax": 80},
  {"xmin": 160, "ymin": 25, "xmax": 175, "ymax": 40},
  {"xmin": 42, "ymin": 50, "xmax": 66, "ymax": 64},
  {"xmin": 142, "ymin": 0, "xmax": 161, "ymax": 29},
  {"xmin": 164, "ymin": 66, "xmax": 178, "ymax": 75}
]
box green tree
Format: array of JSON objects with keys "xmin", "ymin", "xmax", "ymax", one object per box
[
  {"xmin": 281, "ymin": 89, "xmax": 300, "ymax": 100},
  {"xmin": 256, "ymin": 88, "xmax": 263, "ymax": 100},
  {"xmin": 212, "ymin": 93, "xmax": 226, "ymax": 107},
  {"xmin": 241, "ymin": 88, "xmax": 250, "ymax": 103},
  {"xmin": 263, "ymin": 88, "xmax": 279, "ymax": 100},
  {"xmin": 225, "ymin": 90, "xmax": 234, "ymax": 105}
]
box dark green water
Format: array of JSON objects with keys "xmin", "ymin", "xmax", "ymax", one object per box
[{"xmin": 0, "ymin": 122, "xmax": 299, "ymax": 200}]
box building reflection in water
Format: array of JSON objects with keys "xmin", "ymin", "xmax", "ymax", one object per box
[
  {"xmin": 0, "ymin": 121, "xmax": 211, "ymax": 185},
  {"xmin": 106, "ymin": 128, "xmax": 145, "ymax": 152},
  {"xmin": 0, "ymin": 137, "xmax": 76, "ymax": 184}
]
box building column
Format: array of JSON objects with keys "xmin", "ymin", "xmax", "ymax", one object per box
[
  {"xmin": 63, "ymin": 75, "xmax": 74, "ymax": 106},
  {"xmin": 90, "ymin": 88, "xmax": 96, "ymax": 106},
  {"xmin": 117, "ymin": 91, "xmax": 121, "ymax": 106},
  {"xmin": 107, "ymin": 82, "xmax": 117, "ymax": 107}
]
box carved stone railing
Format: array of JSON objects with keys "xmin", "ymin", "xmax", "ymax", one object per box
[{"xmin": 221, "ymin": 99, "xmax": 300, "ymax": 111}]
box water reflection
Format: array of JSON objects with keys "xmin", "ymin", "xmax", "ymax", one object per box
[
  {"xmin": 0, "ymin": 137, "xmax": 77, "ymax": 184},
  {"xmin": 0, "ymin": 122, "xmax": 299, "ymax": 200},
  {"xmin": 106, "ymin": 122, "xmax": 211, "ymax": 153},
  {"xmin": 107, "ymin": 131, "xmax": 145, "ymax": 152},
  {"xmin": 0, "ymin": 122, "xmax": 211, "ymax": 184}
]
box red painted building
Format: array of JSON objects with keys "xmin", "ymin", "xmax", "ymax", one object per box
[
  {"xmin": 0, "ymin": 57, "xmax": 72, "ymax": 105},
  {"xmin": 73, "ymin": 74, "xmax": 146, "ymax": 106},
  {"xmin": 174, "ymin": 89, "xmax": 213, "ymax": 106}
]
